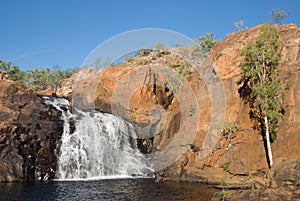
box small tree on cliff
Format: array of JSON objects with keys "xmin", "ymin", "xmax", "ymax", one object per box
[
  {"xmin": 238, "ymin": 24, "xmax": 286, "ymax": 168},
  {"xmin": 191, "ymin": 32, "xmax": 217, "ymax": 58},
  {"xmin": 270, "ymin": 8, "xmax": 289, "ymax": 25},
  {"xmin": 199, "ymin": 32, "xmax": 217, "ymax": 54}
]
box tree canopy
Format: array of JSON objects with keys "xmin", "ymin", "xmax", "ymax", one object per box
[
  {"xmin": 0, "ymin": 60, "xmax": 25, "ymax": 82},
  {"xmin": 270, "ymin": 8, "xmax": 289, "ymax": 24},
  {"xmin": 238, "ymin": 24, "xmax": 287, "ymax": 167},
  {"xmin": 0, "ymin": 60, "xmax": 76, "ymax": 92}
]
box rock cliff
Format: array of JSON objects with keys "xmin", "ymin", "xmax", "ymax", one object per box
[
  {"xmin": 0, "ymin": 77, "xmax": 63, "ymax": 181},
  {"xmin": 208, "ymin": 23, "xmax": 300, "ymax": 200},
  {"xmin": 54, "ymin": 24, "xmax": 300, "ymax": 199}
]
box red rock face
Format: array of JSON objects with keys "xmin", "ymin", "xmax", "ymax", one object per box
[
  {"xmin": 54, "ymin": 25, "xmax": 300, "ymax": 187},
  {"xmin": 210, "ymin": 25, "xmax": 300, "ymax": 174},
  {"xmin": 0, "ymin": 79, "xmax": 63, "ymax": 181}
]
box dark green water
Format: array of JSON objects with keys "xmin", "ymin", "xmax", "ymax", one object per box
[{"xmin": 0, "ymin": 178, "xmax": 217, "ymax": 201}]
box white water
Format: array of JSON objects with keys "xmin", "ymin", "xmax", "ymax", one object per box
[{"xmin": 43, "ymin": 96, "xmax": 152, "ymax": 180}]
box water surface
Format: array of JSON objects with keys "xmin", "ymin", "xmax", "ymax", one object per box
[{"xmin": 0, "ymin": 178, "xmax": 217, "ymax": 201}]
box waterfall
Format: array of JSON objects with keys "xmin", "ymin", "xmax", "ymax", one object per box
[{"xmin": 43, "ymin": 96, "xmax": 152, "ymax": 180}]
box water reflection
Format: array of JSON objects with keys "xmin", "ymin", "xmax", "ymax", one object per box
[{"xmin": 0, "ymin": 179, "xmax": 217, "ymax": 201}]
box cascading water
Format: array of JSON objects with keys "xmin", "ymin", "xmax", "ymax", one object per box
[{"xmin": 43, "ymin": 96, "xmax": 152, "ymax": 180}]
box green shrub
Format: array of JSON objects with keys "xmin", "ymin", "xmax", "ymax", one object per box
[{"xmin": 222, "ymin": 121, "xmax": 238, "ymax": 140}]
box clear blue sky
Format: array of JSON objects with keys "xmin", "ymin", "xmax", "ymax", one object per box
[{"xmin": 1, "ymin": 0, "xmax": 299, "ymax": 70}]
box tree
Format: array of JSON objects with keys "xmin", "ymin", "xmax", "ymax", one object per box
[
  {"xmin": 26, "ymin": 67, "xmax": 75, "ymax": 91},
  {"xmin": 238, "ymin": 24, "xmax": 286, "ymax": 168},
  {"xmin": 93, "ymin": 58, "xmax": 101, "ymax": 68},
  {"xmin": 0, "ymin": 60, "xmax": 25, "ymax": 82},
  {"xmin": 234, "ymin": 20, "xmax": 248, "ymax": 32},
  {"xmin": 0, "ymin": 60, "xmax": 11, "ymax": 72},
  {"xmin": 199, "ymin": 32, "xmax": 217, "ymax": 54},
  {"xmin": 174, "ymin": 43, "xmax": 182, "ymax": 47},
  {"xmin": 26, "ymin": 68, "xmax": 45, "ymax": 91},
  {"xmin": 270, "ymin": 8, "xmax": 289, "ymax": 24},
  {"xmin": 0, "ymin": 59, "xmax": 75, "ymax": 91},
  {"xmin": 103, "ymin": 57, "xmax": 112, "ymax": 66},
  {"xmin": 190, "ymin": 33, "xmax": 217, "ymax": 58},
  {"xmin": 154, "ymin": 42, "xmax": 166, "ymax": 50}
]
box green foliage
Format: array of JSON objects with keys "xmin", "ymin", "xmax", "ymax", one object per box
[
  {"xmin": 191, "ymin": 33, "xmax": 217, "ymax": 57},
  {"xmin": 247, "ymin": 170, "xmax": 253, "ymax": 181},
  {"xmin": 93, "ymin": 58, "xmax": 101, "ymax": 68},
  {"xmin": 93, "ymin": 57, "xmax": 112, "ymax": 68},
  {"xmin": 163, "ymin": 55, "xmax": 193, "ymax": 94},
  {"xmin": 163, "ymin": 68, "xmax": 183, "ymax": 94},
  {"xmin": 189, "ymin": 103, "xmax": 196, "ymax": 116},
  {"xmin": 199, "ymin": 32, "xmax": 217, "ymax": 54},
  {"xmin": 122, "ymin": 52, "xmax": 133, "ymax": 63},
  {"xmin": 134, "ymin": 58, "xmax": 150, "ymax": 65},
  {"xmin": 103, "ymin": 57, "xmax": 112, "ymax": 67},
  {"xmin": 218, "ymin": 176, "xmax": 232, "ymax": 201},
  {"xmin": 134, "ymin": 48, "xmax": 153, "ymax": 57},
  {"xmin": 239, "ymin": 24, "xmax": 285, "ymax": 141},
  {"xmin": 223, "ymin": 163, "xmax": 229, "ymax": 171},
  {"xmin": 154, "ymin": 42, "xmax": 166, "ymax": 50},
  {"xmin": 0, "ymin": 60, "xmax": 13, "ymax": 73},
  {"xmin": 0, "ymin": 60, "xmax": 26, "ymax": 82},
  {"xmin": 121, "ymin": 48, "xmax": 193, "ymax": 96},
  {"xmin": 234, "ymin": 20, "xmax": 248, "ymax": 32},
  {"xmin": 0, "ymin": 59, "xmax": 75, "ymax": 92},
  {"xmin": 26, "ymin": 67, "xmax": 75, "ymax": 91},
  {"xmin": 174, "ymin": 43, "xmax": 182, "ymax": 47},
  {"xmin": 222, "ymin": 121, "xmax": 238, "ymax": 140},
  {"xmin": 270, "ymin": 8, "xmax": 289, "ymax": 24}
]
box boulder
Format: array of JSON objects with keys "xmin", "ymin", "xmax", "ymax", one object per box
[
  {"xmin": 268, "ymin": 157, "xmax": 300, "ymax": 191},
  {"xmin": 0, "ymin": 71, "xmax": 8, "ymax": 80}
]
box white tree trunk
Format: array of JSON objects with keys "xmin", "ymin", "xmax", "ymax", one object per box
[{"xmin": 264, "ymin": 115, "xmax": 274, "ymax": 168}]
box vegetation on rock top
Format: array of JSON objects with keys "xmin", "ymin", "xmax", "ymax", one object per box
[{"xmin": 0, "ymin": 60, "xmax": 76, "ymax": 92}]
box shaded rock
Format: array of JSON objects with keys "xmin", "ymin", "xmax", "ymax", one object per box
[
  {"xmin": 0, "ymin": 79, "xmax": 63, "ymax": 181},
  {"xmin": 268, "ymin": 157, "xmax": 300, "ymax": 191}
]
